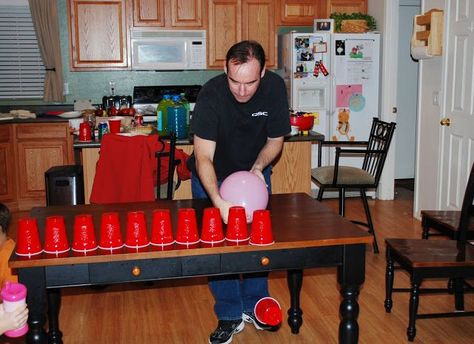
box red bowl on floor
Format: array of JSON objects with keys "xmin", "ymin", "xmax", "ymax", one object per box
[{"xmin": 290, "ymin": 115, "xmax": 314, "ymax": 131}]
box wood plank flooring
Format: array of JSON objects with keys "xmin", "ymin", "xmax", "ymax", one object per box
[{"xmin": 5, "ymin": 188, "xmax": 474, "ymax": 343}]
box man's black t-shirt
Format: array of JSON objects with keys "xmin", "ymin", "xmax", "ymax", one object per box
[{"xmin": 191, "ymin": 70, "xmax": 290, "ymax": 180}]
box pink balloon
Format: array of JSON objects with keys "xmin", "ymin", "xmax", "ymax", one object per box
[{"xmin": 219, "ymin": 171, "xmax": 269, "ymax": 223}]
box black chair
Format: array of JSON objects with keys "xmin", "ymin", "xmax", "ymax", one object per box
[
  {"xmin": 156, "ymin": 131, "xmax": 181, "ymax": 200},
  {"xmin": 421, "ymin": 209, "xmax": 474, "ymax": 240},
  {"xmin": 384, "ymin": 163, "xmax": 474, "ymax": 341},
  {"xmin": 311, "ymin": 118, "xmax": 396, "ymax": 253}
]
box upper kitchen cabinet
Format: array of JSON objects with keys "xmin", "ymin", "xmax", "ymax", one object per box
[
  {"xmin": 323, "ymin": 0, "xmax": 367, "ymax": 17},
  {"xmin": 277, "ymin": 0, "xmax": 321, "ymax": 26},
  {"xmin": 208, "ymin": 0, "xmax": 276, "ymax": 69},
  {"xmin": 0, "ymin": 126, "xmax": 15, "ymax": 204},
  {"xmin": 133, "ymin": 0, "xmax": 205, "ymax": 28},
  {"xmin": 68, "ymin": 0, "xmax": 130, "ymax": 70}
]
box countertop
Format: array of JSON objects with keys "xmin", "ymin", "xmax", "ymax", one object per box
[{"xmin": 73, "ymin": 131, "xmax": 325, "ymax": 149}]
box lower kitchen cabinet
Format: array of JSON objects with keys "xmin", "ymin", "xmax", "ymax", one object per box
[{"xmin": 0, "ymin": 122, "xmax": 74, "ymax": 211}]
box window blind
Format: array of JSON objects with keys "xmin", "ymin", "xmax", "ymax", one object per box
[{"xmin": 0, "ymin": 5, "xmax": 45, "ymax": 99}]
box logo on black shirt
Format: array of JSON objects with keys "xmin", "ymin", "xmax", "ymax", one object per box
[{"xmin": 251, "ymin": 111, "xmax": 268, "ymax": 117}]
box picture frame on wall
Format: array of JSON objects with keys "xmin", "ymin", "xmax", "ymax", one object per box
[{"xmin": 314, "ymin": 19, "xmax": 334, "ymax": 33}]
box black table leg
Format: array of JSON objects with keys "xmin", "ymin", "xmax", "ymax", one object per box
[
  {"xmin": 19, "ymin": 267, "xmax": 48, "ymax": 344},
  {"xmin": 337, "ymin": 244, "xmax": 366, "ymax": 344},
  {"xmin": 287, "ymin": 269, "xmax": 303, "ymax": 334},
  {"xmin": 47, "ymin": 289, "xmax": 63, "ymax": 344}
]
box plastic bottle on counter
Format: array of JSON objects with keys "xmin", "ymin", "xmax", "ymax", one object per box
[
  {"xmin": 157, "ymin": 94, "xmax": 173, "ymax": 135},
  {"xmin": 179, "ymin": 92, "xmax": 191, "ymax": 132},
  {"xmin": 167, "ymin": 94, "xmax": 187, "ymax": 140}
]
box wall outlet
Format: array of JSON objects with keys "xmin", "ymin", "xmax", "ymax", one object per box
[
  {"xmin": 432, "ymin": 91, "xmax": 439, "ymax": 106},
  {"xmin": 63, "ymin": 82, "xmax": 69, "ymax": 96}
]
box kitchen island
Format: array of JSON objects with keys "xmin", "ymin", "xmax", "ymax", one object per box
[{"xmin": 75, "ymin": 132, "xmax": 324, "ymax": 202}]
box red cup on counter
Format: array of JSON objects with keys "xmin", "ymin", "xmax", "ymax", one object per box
[
  {"xmin": 79, "ymin": 122, "xmax": 92, "ymax": 141},
  {"xmin": 44, "ymin": 216, "xmax": 70, "ymax": 254},
  {"xmin": 201, "ymin": 207, "xmax": 224, "ymax": 245},
  {"xmin": 176, "ymin": 208, "xmax": 199, "ymax": 248},
  {"xmin": 72, "ymin": 214, "xmax": 98, "ymax": 252},
  {"xmin": 250, "ymin": 210, "xmax": 274, "ymax": 246},
  {"xmin": 16, "ymin": 218, "xmax": 42, "ymax": 256},
  {"xmin": 150, "ymin": 209, "xmax": 174, "ymax": 247},
  {"xmin": 99, "ymin": 212, "xmax": 123, "ymax": 251},
  {"xmin": 226, "ymin": 206, "xmax": 249, "ymax": 246},
  {"xmin": 125, "ymin": 211, "xmax": 149, "ymax": 249},
  {"xmin": 108, "ymin": 117, "xmax": 122, "ymax": 134}
]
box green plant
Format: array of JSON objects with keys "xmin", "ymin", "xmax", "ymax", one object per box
[{"xmin": 330, "ymin": 12, "xmax": 377, "ymax": 32}]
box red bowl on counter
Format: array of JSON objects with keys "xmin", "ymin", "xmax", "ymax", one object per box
[{"xmin": 290, "ymin": 115, "xmax": 314, "ymax": 131}]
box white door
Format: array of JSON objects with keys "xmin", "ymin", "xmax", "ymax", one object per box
[
  {"xmin": 395, "ymin": 2, "xmax": 420, "ymax": 179},
  {"xmin": 439, "ymin": 1, "xmax": 474, "ymax": 209}
]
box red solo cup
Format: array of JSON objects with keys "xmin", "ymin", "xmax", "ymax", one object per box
[
  {"xmin": 201, "ymin": 207, "xmax": 224, "ymax": 244},
  {"xmin": 72, "ymin": 214, "xmax": 98, "ymax": 252},
  {"xmin": 150, "ymin": 209, "xmax": 174, "ymax": 247},
  {"xmin": 151, "ymin": 244, "xmax": 174, "ymax": 252},
  {"xmin": 254, "ymin": 297, "xmax": 282, "ymax": 326},
  {"xmin": 15, "ymin": 218, "xmax": 42, "ymax": 256},
  {"xmin": 108, "ymin": 117, "xmax": 122, "ymax": 134},
  {"xmin": 226, "ymin": 206, "xmax": 249, "ymax": 245},
  {"xmin": 44, "ymin": 216, "xmax": 70, "ymax": 254},
  {"xmin": 250, "ymin": 210, "xmax": 274, "ymax": 246},
  {"xmin": 99, "ymin": 212, "xmax": 123, "ymax": 250},
  {"xmin": 200, "ymin": 241, "xmax": 225, "ymax": 248},
  {"xmin": 79, "ymin": 122, "xmax": 92, "ymax": 141},
  {"xmin": 175, "ymin": 208, "xmax": 199, "ymax": 246},
  {"xmin": 125, "ymin": 211, "xmax": 149, "ymax": 248}
]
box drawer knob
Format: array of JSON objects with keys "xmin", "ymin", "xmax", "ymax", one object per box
[
  {"xmin": 132, "ymin": 266, "xmax": 141, "ymax": 276},
  {"xmin": 261, "ymin": 257, "xmax": 270, "ymax": 266}
]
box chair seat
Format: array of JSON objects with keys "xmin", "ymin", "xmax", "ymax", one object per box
[
  {"xmin": 422, "ymin": 210, "xmax": 474, "ymax": 238},
  {"xmin": 312, "ymin": 166, "xmax": 375, "ymax": 186},
  {"xmin": 386, "ymin": 238, "xmax": 474, "ymax": 268}
]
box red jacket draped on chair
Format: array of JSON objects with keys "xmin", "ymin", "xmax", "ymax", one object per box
[{"xmin": 90, "ymin": 134, "xmax": 190, "ymax": 203}]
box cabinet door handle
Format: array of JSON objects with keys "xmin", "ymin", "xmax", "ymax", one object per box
[
  {"xmin": 132, "ymin": 266, "xmax": 141, "ymax": 276},
  {"xmin": 261, "ymin": 257, "xmax": 270, "ymax": 266}
]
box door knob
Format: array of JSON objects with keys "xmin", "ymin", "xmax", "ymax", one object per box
[{"xmin": 440, "ymin": 118, "xmax": 451, "ymax": 126}]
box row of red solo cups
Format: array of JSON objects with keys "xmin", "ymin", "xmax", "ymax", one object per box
[{"xmin": 15, "ymin": 206, "xmax": 274, "ymax": 256}]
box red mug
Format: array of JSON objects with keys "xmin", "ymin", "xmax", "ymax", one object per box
[{"xmin": 79, "ymin": 122, "xmax": 92, "ymax": 141}]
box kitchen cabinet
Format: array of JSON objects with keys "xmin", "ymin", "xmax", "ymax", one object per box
[
  {"xmin": 133, "ymin": 0, "xmax": 205, "ymax": 28},
  {"xmin": 0, "ymin": 122, "xmax": 74, "ymax": 211},
  {"xmin": 207, "ymin": 0, "xmax": 276, "ymax": 69},
  {"xmin": 0, "ymin": 125, "xmax": 15, "ymax": 204},
  {"xmin": 277, "ymin": 0, "xmax": 322, "ymax": 26},
  {"xmin": 68, "ymin": 0, "xmax": 130, "ymax": 70},
  {"xmin": 324, "ymin": 0, "xmax": 367, "ymax": 17}
]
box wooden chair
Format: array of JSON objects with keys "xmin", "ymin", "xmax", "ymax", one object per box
[
  {"xmin": 384, "ymin": 163, "xmax": 474, "ymax": 341},
  {"xmin": 156, "ymin": 131, "xmax": 181, "ymax": 200},
  {"xmin": 311, "ymin": 118, "xmax": 396, "ymax": 253},
  {"xmin": 421, "ymin": 210, "xmax": 474, "ymax": 240}
]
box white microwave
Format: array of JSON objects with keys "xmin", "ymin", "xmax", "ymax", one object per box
[{"xmin": 131, "ymin": 29, "xmax": 206, "ymax": 70}]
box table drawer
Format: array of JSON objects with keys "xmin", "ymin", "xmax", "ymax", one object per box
[
  {"xmin": 89, "ymin": 258, "xmax": 181, "ymax": 283},
  {"xmin": 46, "ymin": 265, "xmax": 90, "ymax": 287}
]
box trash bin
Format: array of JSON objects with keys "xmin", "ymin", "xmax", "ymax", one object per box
[{"xmin": 45, "ymin": 165, "xmax": 85, "ymax": 206}]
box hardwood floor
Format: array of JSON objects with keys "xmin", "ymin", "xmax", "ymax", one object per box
[{"xmin": 6, "ymin": 189, "xmax": 474, "ymax": 343}]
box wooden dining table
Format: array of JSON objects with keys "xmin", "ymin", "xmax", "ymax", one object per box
[{"xmin": 9, "ymin": 193, "xmax": 372, "ymax": 344}]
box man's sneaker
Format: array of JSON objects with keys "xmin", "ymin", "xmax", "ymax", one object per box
[
  {"xmin": 242, "ymin": 311, "xmax": 278, "ymax": 331},
  {"xmin": 208, "ymin": 319, "xmax": 245, "ymax": 344}
]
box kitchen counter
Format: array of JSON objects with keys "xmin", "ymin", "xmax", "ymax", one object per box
[{"xmin": 76, "ymin": 131, "xmax": 324, "ymax": 203}]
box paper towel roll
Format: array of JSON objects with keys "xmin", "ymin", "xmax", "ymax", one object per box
[{"xmin": 411, "ymin": 46, "xmax": 432, "ymax": 60}]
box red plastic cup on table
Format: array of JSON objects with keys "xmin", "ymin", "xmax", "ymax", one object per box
[
  {"xmin": 44, "ymin": 216, "xmax": 70, "ymax": 254},
  {"xmin": 200, "ymin": 207, "xmax": 225, "ymax": 248},
  {"xmin": 79, "ymin": 122, "xmax": 92, "ymax": 141},
  {"xmin": 72, "ymin": 214, "xmax": 98, "ymax": 253},
  {"xmin": 108, "ymin": 117, "xmax": 122, "ymax": 134},
  {"xmin": 254, "ymin": 297, "xmax": 282, "ymax": 327},
  {"xmin": 176, "ymin": 208, "xmax": 199, "ymax": 249},
  {"xmin": 226, "ymin": 206, "xmax": 249, "ymax": 246},
  {"xmin": 125, "ymin": 211, "xmax": 149, "ymax": 249},
  {"xmin": 150, "ymin": 209, "xmax": 174, "ymax": 249},
  {"xmin": 99, "ymin": 212, "xmax": 123, "ymax": 251},
  {"xmin": 15, "ymin": 218, "xmax": 42, "ymax": 256},
  {"xmin": 249, "ymin": 209, "xmax": 274, "ymax": 246}
]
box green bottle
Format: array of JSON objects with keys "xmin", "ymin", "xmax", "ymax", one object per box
[
  {"xmin": 179, "ymin": 92, "xmax": 191, "ymax": 131},
  {"xmin": 157, "ymin": 94, "xmax": 173, "ymax": 135}
]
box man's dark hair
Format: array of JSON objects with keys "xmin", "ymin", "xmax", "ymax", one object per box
[
  {"xmin": 0, "ymin": 203, "xmax": 10, "ymax": 234},
  {"xmin": 226, "ymin": 40, "xmax": 266, "ymax": 73}
]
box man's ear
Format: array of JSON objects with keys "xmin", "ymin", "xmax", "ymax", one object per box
[
  {"xmin": 260, "ymin": 66, "xmax": 266, "ymax": 78},
  {"xmin": 224, "ymin": 63, "xmax": 227, "ymax": 75}
]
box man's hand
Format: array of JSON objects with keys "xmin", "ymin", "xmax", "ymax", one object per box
[
  {"xmin": 250, "ymin": 167, "xmax": 265, "ymax": 183},
  {"xmin": 0, "ymin": 303, "xmax": 28, "ymax": 335},
  {"xmin": 214, "ymin": 198, "xmax": 233, "ymax": 224}
]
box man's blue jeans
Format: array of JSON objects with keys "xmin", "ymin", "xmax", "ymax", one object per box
[{"xmin": 192, "ymin": 167, "xmax": 272, "ymax": 320}]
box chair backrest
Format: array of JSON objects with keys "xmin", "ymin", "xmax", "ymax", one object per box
[
  {"xmin": 362, "ymin": 118, "xmax": 396, "ymax": 186},
  {"xmin": 156, "ymin": 132, "xmax": 180, "ymax": 200},
  {"xmin": 457, "ymin": 163, "xmax": 474, "ymax": 244}
]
